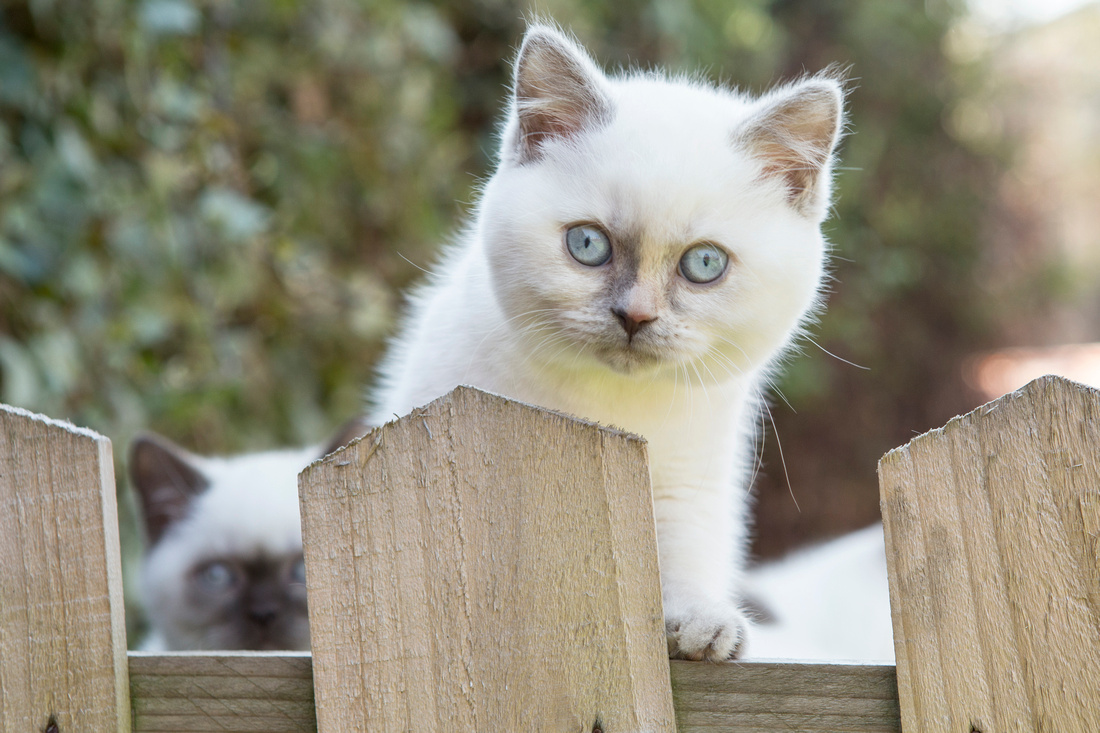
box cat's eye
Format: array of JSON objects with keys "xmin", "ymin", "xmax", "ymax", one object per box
[
  {"xmin": 195, "ymin": 561, "xmax": 238, "ymax": 593},
  {"xmin": 565, "ymin": 225, "xmax": 612, "ymax": 267},
  {"xmin": 290, "ymin": 557, "xmax": 307, "ymax": 585},
  {"xmin": 679, "ymin": 243, "xmax": 729, "ymax": 284}
]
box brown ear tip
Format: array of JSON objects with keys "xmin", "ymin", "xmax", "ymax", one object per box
[
  {"xmin": 321, "ymin": 417, "xmax": 372, "ymax": 457},
  {"xmin": 794, "ymin": 79, "xmax": 844, "ymax": 109},
  {"xmin": 522, "ymin": 20, "xmax": 566, "ymax": 41},
  {"xmin": 129, "ymin": 431, "xmax": 172, "ymax": 468},
  {"xmin": 129, "ymin": 431, "xmax": 158, "ymax": 451},
  {"xmin": 517, "ymin": 22, "xmax": 585, "ymax": 64},
  {"xmin": 128, "ymin": 432, "xmax": 158, "ymax": 471}
]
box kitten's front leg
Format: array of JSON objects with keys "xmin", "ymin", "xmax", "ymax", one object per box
[{"xmin": 654, "ymin": 487, "xmax": 749, "ymax": 661}]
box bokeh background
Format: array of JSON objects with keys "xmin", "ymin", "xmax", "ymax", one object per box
[{"xmin": 3, "ymin": 0, "xmax": 1100, "ymax": 640}]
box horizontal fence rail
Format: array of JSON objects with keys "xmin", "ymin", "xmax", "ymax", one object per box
[{"xmin": 127, "ymin": 652, "xmax": 900, "ymax": 733}]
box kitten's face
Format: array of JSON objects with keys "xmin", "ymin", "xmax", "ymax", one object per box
[
  {"xmin": 131, "ymin": 436, "xmax": 317, "ymax": 651},
  {"xmin": 483, "ymin": 30, "xmax": 841, "ymax": 383},
  {"xmin": 174, "ymin": 551, "xmax": 310, "ymax": 651}
]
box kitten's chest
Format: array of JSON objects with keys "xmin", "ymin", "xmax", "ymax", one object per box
[{"xmin": 510, "ymin": 370, "xmax": 752, "ymax": 484}]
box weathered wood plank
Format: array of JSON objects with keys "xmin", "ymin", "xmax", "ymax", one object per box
[
  {"xmin": 129, "ymin": 652, "xmax": 315, "ymax": 733},
  {"xmin": 670, "ymin": 660, "xmax": 901, "ymax": 732},
  {"xmin": 126, "ymin": 653, "xmax": 899, "ymax": 733},
  {"xmin": 0, "ymin": 404, "xmax": 130, "ymax": 732},
  {"xmin": 298, "ymin": 386, "xmax": 675, "ymax": 732},
  {"xmin": 879, "ymin": 375, "xmax": 1100, "ymax": 733}
]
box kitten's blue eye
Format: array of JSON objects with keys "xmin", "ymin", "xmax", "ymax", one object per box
[
  {"xmin": 679, "ymin": 243, "xmax": 729, "ymax": 283},
  {"xmin": 290, "ymin": 557, "xmax": 307, "ymax": 585},
  {"xmin": 196, "ymin": 561, "xmax": 237, "ymax": 593},
  {"xmin": 565, "ymin": 225, "xmax": 612, "ymax": 267}
]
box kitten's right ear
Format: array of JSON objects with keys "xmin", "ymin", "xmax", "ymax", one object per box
[
  {"xmin": 129, "ymin": 433, "xmax": 210, "ymax": 547},
  {"xmin": 508, "ymin": 24, "xmax": 612, "ymax": 164}
]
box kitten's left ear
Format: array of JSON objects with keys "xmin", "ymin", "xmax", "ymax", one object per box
[
  {"xmin": 507, "ymin": 24, "xmax": 613, "ymax": 164},
  {"xmin": 735, "ymin": 77, "xmax": 845, "ymax": 218}
]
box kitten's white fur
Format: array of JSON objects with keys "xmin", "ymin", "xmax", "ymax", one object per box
[
  {"xmin": 139, "ymin": 446, "xmax": 315, "ymax": 651},
  {"xmin": 370, "ymin": 24, "xmax": 842, "ymax": 660}
]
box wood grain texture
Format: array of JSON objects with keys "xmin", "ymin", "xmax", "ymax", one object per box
[
  {"xmin": 0, "ymin": 403, "xmax": 130, "ymax": 732},
  {"xmin": 670, "ymin": 660, "xmax": 901, "ymax": 733},
  {"xmin": 129, "ymin": 652, "xmax": 316, "ymax": 732},
  {"xmin": 125, "ymin": 653, "xmax": 900, "ymax": 733},
  {"xmin": 879, "ymin": 375, "xmax": 1100, "ymax": 733},
  {"xmin": 298, "ymin": 386, "xmax": 675, "ymax": 732}
]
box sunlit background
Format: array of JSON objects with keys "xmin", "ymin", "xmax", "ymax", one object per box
[{"xmin": 2, "ymin": 0, "xmax": 1099, "ymax": 640}]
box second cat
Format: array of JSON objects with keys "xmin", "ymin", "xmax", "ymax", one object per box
[{"xmin": 130, "ymin": 423, "xmax": 364, "ymax": 651}]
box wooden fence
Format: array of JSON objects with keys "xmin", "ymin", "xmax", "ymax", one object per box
[{"xmin": 1, "ymin": 375, "xmax": 1097, "ymax": 732}]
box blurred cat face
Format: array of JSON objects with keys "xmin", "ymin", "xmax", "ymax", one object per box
[
  {"xmin": 132, "ymin": 436, "xmax": 317, "ymax": 651},
  {"xmin": 174, "ymin": 553, "xmax": 310, "ymax": 651}
]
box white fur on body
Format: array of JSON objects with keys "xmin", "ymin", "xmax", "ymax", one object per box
[
  {"xmin": 370, "ymin": 25, "xmax": 841, "ymax": 660},
  {"xmin": 744, "ymin": 524, "xmax": 895, "ymax": 662},
  {"xmin": 139, "ymin": 446, "xmax": 316, "ymax": 651}
]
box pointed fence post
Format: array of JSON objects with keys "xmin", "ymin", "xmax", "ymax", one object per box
[
  {"xmin": 299, "ymin": 386, "xmax": 675, "ymax": 732},
  {"xmin": 0, "ymin": 405, "xmax": 131, "ymax": 732},
  {"xmin": 879, "ymin": 375, "xmax": 1100, "ymax": 732}
]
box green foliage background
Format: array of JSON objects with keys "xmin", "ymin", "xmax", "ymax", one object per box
[{"xmin": 1, "ymin": 0, "xmax": 1000, "ymax": 595}]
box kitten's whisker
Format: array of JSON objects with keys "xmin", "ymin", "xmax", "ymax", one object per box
[
  {"xmin": 703, "ymin": 348, "xmax": 742, "ymax": 382},
  {"xmin": 748, "ymin": 408, "xmax": 765, "ymax": 490},
  {"xmin": 556, "ymin": 329, "xmax": 596, "ymax": 375},
  {"xmin": 806, "ymin": 336, "xmax": 869, "ymax": 370},
  {"xmin": 684, "ymin": 362, "xmax": 695, "ymax": 426},
  {"xmin": 712, "ymin": 336, "xmax": 752, "ymax": 370},
  {"xmin": 542, "ymin": 337, "xmax": 581, "ymax": 366},
  {"xmin": 698, "ymin": 358, "xmax": 724, "ymax": 391},
  {"xmin": 396, "ymin": 251, "xmax": 433, "ymax": 275},
  {"xmin": 663, "ymin": 362, "xmax": 680, "ymax": 428},
  {"xmin": 688, "ymin": 360, "xmax": 710, "ymax": 402},
  {"xmin": 762, "ymin": 399, "xmax": 799, "ymax": 513},
  {"xmin": 524, "ymin": 336, "xmax": 569, "ymax": 370},
  {"xmin": 567, "ymin": 342, "xmax": 590, "ymax": 372},
  {"xmin": 462, "ymin": 307, "xmax": 561, "ymax": 380},
  {"xmin": 704, "ymin": 347, "xmax": 749, "ymax": 388},
  {"xmin": 758, "ymin": 373, "xmax": 796, "ymax": 413}
]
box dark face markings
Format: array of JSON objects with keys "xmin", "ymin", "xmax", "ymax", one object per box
[{"xmin": 183, "ymin": 553, "xmax": 310, "ymax": 650}]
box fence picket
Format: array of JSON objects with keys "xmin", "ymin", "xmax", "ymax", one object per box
[
  {"xmin": 879, "ymin": 375, "xmax": 1100, "ymax": 732},
  {"xmin": 0, "ymin": 404, "xmax": 130, "ymax": 732},
  {"xmin": 298, "ymin": 386, "xmax": 676, "ymax": 732}
]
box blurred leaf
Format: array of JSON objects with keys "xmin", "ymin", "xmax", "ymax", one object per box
[
  {"xmin": 138, "ymin": 0, "xmax": 200, "ymax": 37},
  {"xmin": 0, "ymin": 337, "xmax": 41, "ymax": 407},
  {"xmin": 198, "ymin": 186, "xmax": 271, "ymax": 242},
  {"xmin": 0, "ymin": 32, "xmax": 35, "ymax": 110}
]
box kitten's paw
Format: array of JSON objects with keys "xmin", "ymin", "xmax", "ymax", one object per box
[{"xmin": 665, "ymin": 604, "xmax": 747, "ymax": 662}]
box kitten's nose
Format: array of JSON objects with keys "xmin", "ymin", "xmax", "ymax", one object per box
[
  {"xmin": 248, "ymin": 604, "xmax": 280, "ymax": 627},
  {"xmin": 612, "ymin": 307, "xmax": 657, "ymax": 342}
]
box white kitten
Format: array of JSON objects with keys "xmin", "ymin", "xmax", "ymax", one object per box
[{"xmin": 370, "ymin": 24, "xmax": 843, "ymax": 661}]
